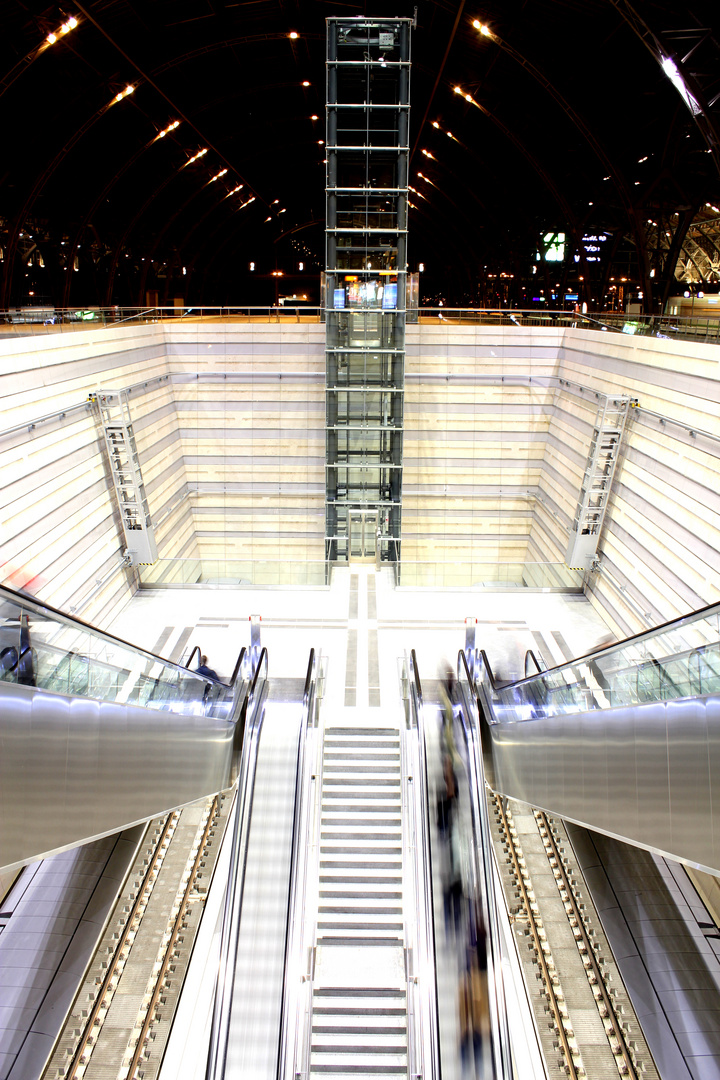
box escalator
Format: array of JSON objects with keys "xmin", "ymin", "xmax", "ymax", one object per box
[
  {"xmin": 0, "ymin": 584, "xmax": 251, "ymax": 873},
  {"xmin": 470, "ymin": 599, "xmax": 720, "ymax": 876}
]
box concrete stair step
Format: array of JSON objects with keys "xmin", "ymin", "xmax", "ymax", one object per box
[
  {"xmin": 313, "ymin": 1023, "xmax": 407, "ymax": 1035},
  {"xmin": 323, "ymin": 766, "xmax": 400, "ymax": 774},
  {"xmin": 322, "ymin": 811, "xmax": 401, "ymax": 819},
  {"xmin": 319, "ymin": 872, "xmax": 402, "ymax": 881},
  {"xmin": 310, "ymin": 1068, "xmax": 407, "ymax": 1076},
  {"xmin": 317, "ymin": 921, "xmax": 404, "ymax": 931},
  {"xmin": 320, "ymin": 831, "xmax": 401, "ymax": 840},
  {"xmin": 324, "ymin": 746, "xmax": 399, "ymax": 753},
  {"xmin": 319, "ymin": 891, "xmax": 403, "ymax": 901},
  {"xmin": 322, "ymin": 791, "xmax": 402, "ymax": 800},
  {"xmin": 323, "ymin": 783, "xmax": 401, "ymax": 792},
  {"xmin": 313, "ymin": 1007, "xmax": 406, "ymax": 1018},
  {"xmin": 323, "ymin": 752, "xmax": 400, "ymax": 760},
  {"xmin": 310, "ymin": 1053, "xmax": 407, "ymax": 1071},
  {"xmin": 318, "ymin": 904, "xmax": 403, "ymax": 914},
  {"xmin": 318, "ymin": 935, "xmax": 403, "ymax": 946},
  {"xmin": 312, "ymin": 1034, "xmax": 406, "ymax": 1049},
  {"xmin": 319, "ymin": 842, "xmax": 403, "ymax": 851},
  {"xmin": 319, "ymin": 860, "xmax": 402, "ymax": 869},
  {"xmin": 324, "ymin": 728, "xmax": 399, "ymax": 736}
]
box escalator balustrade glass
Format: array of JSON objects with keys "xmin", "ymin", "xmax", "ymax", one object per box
[
  {"xmin": 480, "ymin": 602, "xmax": 720, "ymax": 721},
  {"xmin": 0, "ymin": 585, "xmax": 234, "ymax": 716}
]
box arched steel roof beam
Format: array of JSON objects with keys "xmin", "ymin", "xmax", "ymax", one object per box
[
  {"xmin": 61, "ymin": 125, "xmax": 187, "ymax": 307},
  {"xmin": 102, "ymin": 164, "xmax": 204, "ymax": 305},
  {"xmin": 436, "ymin": 97, "xmax": 595, "ymax": 301},
  {"xmin": 135, "ymin": 183, "xmax": 254, "ymax": 303},
  {"xmin": 409, "ymin": 0, "xmax": 466, "ymax": 166},
  {"xmin": 149, "ymin": 33, "xmax": 324, "ymax": 77},
  {"xmin": 0, "ymin": 13, "xmax": 83, "ymax": 104},
  {"xmin": 74, "ymin": 2, "xmax": 269, "ymax": 197},
  {"xmin": 470, "ymin": 20, "xmax": 654, "ymax": 308},
  {"xmin": 691, "ymin": 219, "xmax": 720, "ymax": 260},
  {"xmin": 608, "ymin": 0, "xmax": 720, "ymax": 179},
  {"xmin": 1, "ymin": 85, "xmax": 134, "ymax": 306}
]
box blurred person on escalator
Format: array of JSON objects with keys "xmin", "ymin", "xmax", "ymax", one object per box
[
  {"xmin": 459, "ymin": 901, "xmax": 489, "ymax": 1075},
  {"xmin": 196, "ymin": 654, "xmax": 219, "ymax": 681}
]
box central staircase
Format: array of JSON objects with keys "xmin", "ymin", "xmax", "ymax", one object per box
[{"xmin": 309, "ymin": 723, "xmax": 408, "ymax": 1078}]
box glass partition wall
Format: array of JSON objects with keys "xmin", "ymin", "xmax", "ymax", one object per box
[{"xmin": 324, "ymin": 18, "xmax": 412, "ymax": 572}]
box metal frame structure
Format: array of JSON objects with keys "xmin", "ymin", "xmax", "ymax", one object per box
[
  {"xmin": 94, "ymin": 388, "xmax": 158, "ymax": 565},
  {"xmin": 324, "ymin": 17, "xmax": 412, "ymax": 569},
  {"xmin": 565, "ymin": 394, "xmax": 631, "ymax": 570}
]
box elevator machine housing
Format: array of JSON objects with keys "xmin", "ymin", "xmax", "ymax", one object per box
[{"xmin": 324, "ymin": 17, "xmax": 412, "ymax": 569}]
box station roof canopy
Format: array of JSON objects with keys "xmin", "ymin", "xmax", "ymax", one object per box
[{"xmin": 1, "ymin": 0, "xmax": 719, "ymax": 308}]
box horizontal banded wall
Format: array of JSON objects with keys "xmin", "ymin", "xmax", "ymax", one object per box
[
  {"xmin": 2, "ymin": 318, "xmax": 717, "ymax": 631},
  {"xmin": 402, "ymin": 325, "xmax": 561, "ymax": 584},
  {"xmin": 0, "ymin": 323, "xmax": 177, "ymax": 623},
  {"xmin": 557, "ymin": 329, "xmax": 720, "ymax": 637},
  {"xmin": 165, "ymin": 322, "xmax": 326, "ymax": 575}
]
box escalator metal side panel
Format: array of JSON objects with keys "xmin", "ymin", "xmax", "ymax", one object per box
[
  {"xmin": 487, "ymin": 692, "xmax": 720, "ymax": 874},
  {"xmin": 0, "ymin": 681, "xmax": 234, "ymax": 873}
]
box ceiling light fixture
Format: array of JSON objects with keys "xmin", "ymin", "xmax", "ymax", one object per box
[{"xmin": 661, "ymin": 55, "xmax": 701, "ymax": 116}]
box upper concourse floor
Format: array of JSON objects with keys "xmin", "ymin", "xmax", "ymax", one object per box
[{"xmin": 0, "ymin": 316, "xmax": 718, "ymax": 647}]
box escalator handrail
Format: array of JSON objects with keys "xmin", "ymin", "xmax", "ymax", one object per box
[
  {"xmin": 487, "ymin": 598, "xmax": 720, "ymax": 692},
  {"xmin": 0, "ymin": 583, "xmax": 244, "ymax": 692},
  {"xmin": 277, "ymin": 649, "xmax": 319, "ymax": 1080},
  {"xmin": 407, "ymin": 648, "xmax": 441, "ymax": 1080},
  {"xmin": 488, "ymin": 639, "xmax": 720, "ymax": 716},
  {"xmin": 524, "ymin": 648, "xmax": 543, "ymax": 677},
  {"xmin": 457, "ymin": 648, "xmax": 516, "ymax": 1079},
  {"xmin": 185, "ymin": 645, "xmax": 202, "ymax": 670},
  {"xmin": 185, "ymin": 643, "xmax": 247, "ymax": 690},
  {"xmin": 205, "ymin": 645, "xmax": 269, "ymax": 1080},
  {"xmin": 477, "ymin": 646, "xmax": 503, "ymax": 694}
]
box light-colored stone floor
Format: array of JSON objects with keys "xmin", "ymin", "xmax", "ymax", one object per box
[{"xmin": 105, "ymin": 569, "xmax": 612, "ymax": 702}]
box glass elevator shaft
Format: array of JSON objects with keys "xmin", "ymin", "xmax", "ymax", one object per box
[{"xmin": 325, "ymin": 17, "xmax": 412, "ymax": 568}]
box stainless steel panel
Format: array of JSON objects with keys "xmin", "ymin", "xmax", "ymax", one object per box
[
  {"xmin": 0, "ymin": 682, "xmax": 234, "ymax": 873},
  {"xmin": 488, "ymin": 694, "xmax": 720, "ymax": 874}
]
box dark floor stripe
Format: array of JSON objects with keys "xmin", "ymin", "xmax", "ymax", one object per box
[
  {"xmin": 314, "ymin": 989, "xmax": 405, "ymax": 997},
  {"xmin": 344, "ymin": 628, "xmax": 357, "ymax": 707},
  {"xmin": 313, "ymin": 1007, "xmax": 407, "ymax": 1015},
  {"xmin": 313, "ymin": 1026, "xmax": 406, "ymax": 1035},
  {"xmin": 319, "ymin": 907, "xmax": 402, "ymax": 914},
  {"xmin": 325, "ymin": 728, "xmax": 398, "ymax": 736}
]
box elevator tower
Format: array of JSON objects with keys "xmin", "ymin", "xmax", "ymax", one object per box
[{"xmin": 324, "ymin": 17, "xmax": 412, "ymax": 569}]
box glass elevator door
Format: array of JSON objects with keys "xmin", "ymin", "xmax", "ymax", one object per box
[{"xmin": 348, "ymin": 510, "xmax": 378, "ymax": 562}]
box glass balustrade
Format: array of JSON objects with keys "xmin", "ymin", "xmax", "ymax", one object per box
[
  {"xmin": 477, "ymin": 602, "xmax": 720, "ymax": 721},
  {"xmin": 0, "ymin": 586, "xmax": 238, "ymax": 717}
]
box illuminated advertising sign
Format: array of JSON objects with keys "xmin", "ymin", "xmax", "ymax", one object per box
[
  {"xmin": 536, "ymin": 232, "xmax": 565, "ymax": 262},
  {"xmin": 382, "ymin": 282, "xmax": 397, "ymax": 309},
  {"xmin": 575, "ymin": 232, "xmax": 611, "ymax": 263}
]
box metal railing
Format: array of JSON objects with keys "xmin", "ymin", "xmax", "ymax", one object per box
[
  {"xmin": 456, "ymin": 650, "xmax": 516, "ymax": 1079},
  {"xmin": 404, "ymin": 649, "xmax": 441, "ymax": 1080},
  {"xmin": 204, "ymin": 646, "xmax": 269, "ymax": 1080},
  {"xmin": 2, "ymin": 304, "xmax": 720, "ymax": 346},
  {"xmin": 0, "ymin": 583, "xmax": 245, "ymax": 717},
  {"xmin": 0, "ymin": 304, "xmax": 323, "ymax": 334},
  {"xmin": 476, "ymin": 600, "xmax": 720, "ymax": 724},
  {"xmin": 277, "ymin": 649, "xmax": 321, "ymax": 1080}
]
